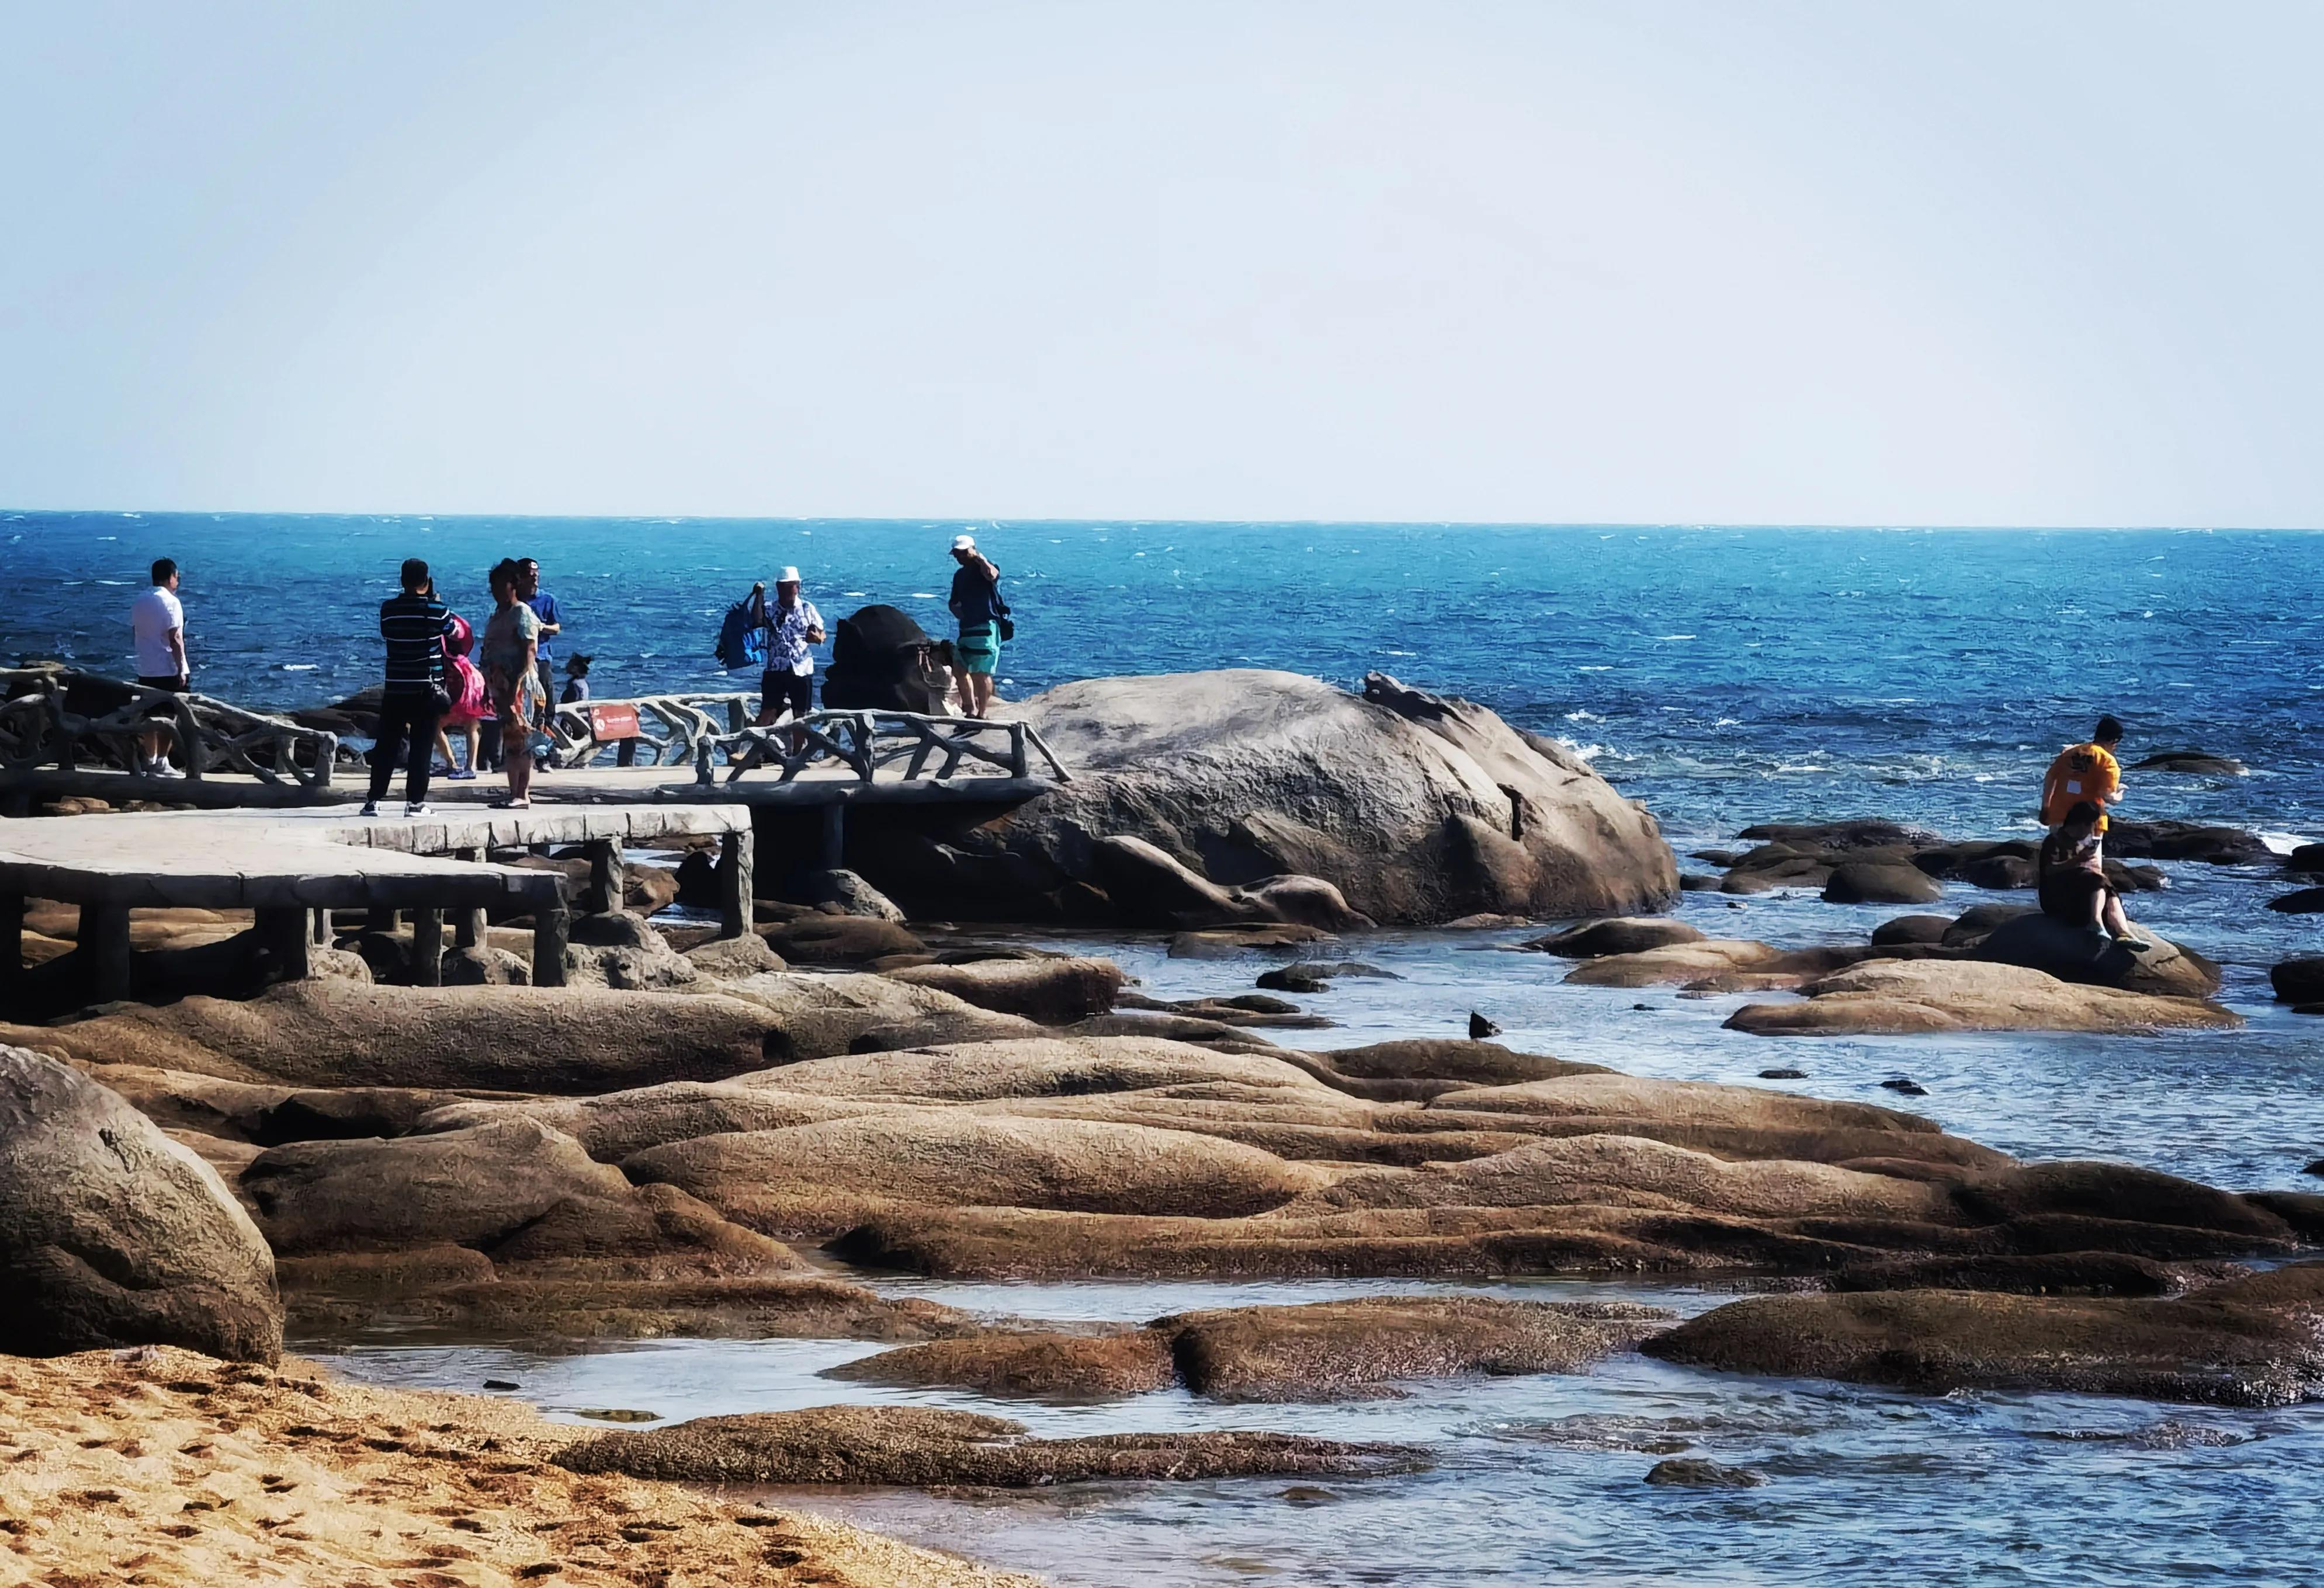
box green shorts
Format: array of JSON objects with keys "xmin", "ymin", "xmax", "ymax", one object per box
[{"xmin": 956, "ymin": 623, "xmax": 1000, "ymax": 675}]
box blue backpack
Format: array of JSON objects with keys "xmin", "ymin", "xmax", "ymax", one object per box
[{"xmin": 714, "ymin": 596, "xmax": 766, "ymax": 670}]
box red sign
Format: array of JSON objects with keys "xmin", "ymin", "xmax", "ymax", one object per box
[{"xmin": 589, "ymin": 704, "xmax": 641, "ymax": 741}]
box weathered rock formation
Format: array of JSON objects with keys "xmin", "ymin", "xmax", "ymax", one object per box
[
  {"xmin": 554, "ymin": 1405, "xmax": 1427, "ymax": 1486},
  {"xmin": 842, "ymin": 669, "xmax": 1677, "ymax": 926},
  {"xmin": 1643, "ymin": 1263, "xmax": 2324, "ymax": 1405},
  {"xmin": 1724, "ymin": 960, "xmax": 2240, "ymax": 1036},
  {"xmin": 0, "ymin": 1046, "xmax": 281, "ymax": 1361}
]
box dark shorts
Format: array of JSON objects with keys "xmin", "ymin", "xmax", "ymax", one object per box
[
  {"xmin": 761, "ymin": 669, "xmax": 814, "ymax": 718},
  {"xmin": 2039, "ymin": 867, "xmax": 2112, "ymax": 922},
  {"xmin": 136, "ymin": 675, "xmax": 188, "ymax": 693}
]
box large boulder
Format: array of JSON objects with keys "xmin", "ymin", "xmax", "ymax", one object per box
[
  {"xmin": 1971, "ymin": 913, "xmax": 2221, "ymax": 998},
  {"xmin": 1725, "ymin": 960, "xmax": 2241, "ymax": 1036},
  {"xmin": 859, "ymin": 670, "xmax": 1674, "ymax": 926},
  {"xmin": 2104, "ymin": 821, "xmax": 2274, "ymax": 866},
  {"xmin": 0, "ymin": 1045, "xmax": 281, "ymax": 1361},
  {"xmin": 820, "ymin": 603, "xmax": 954, "ymax": 714}
]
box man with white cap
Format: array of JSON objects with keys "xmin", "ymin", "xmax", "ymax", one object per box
[
  {"xmin": 947, "ymin": 533, "xmax": 1006, "ymax": 719},
  {"xmin": 754, "ymin": 566, "xmax": 825, "ymax": 738}
]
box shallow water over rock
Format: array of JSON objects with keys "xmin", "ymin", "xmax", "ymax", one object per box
[{"xmin": 312, "ymin": 1269, "xmax": 2324, "ymax": 1586}]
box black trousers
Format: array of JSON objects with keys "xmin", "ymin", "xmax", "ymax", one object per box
[{"xmin": 367, "ymin": 693, "xmax": 443, "ymax": 805}]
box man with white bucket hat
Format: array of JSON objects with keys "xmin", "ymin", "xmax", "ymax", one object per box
[{"xmin": 754, "ymin": 565, "xmax": 825, "ymax": 738}]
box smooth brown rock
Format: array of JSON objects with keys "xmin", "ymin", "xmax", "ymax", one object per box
[
  {"xmin": 0, "ymin": 1046, "xmax": 281, "ymax": 1362},
  {"xmin": 743, "ymin": 1036, "xmax": 1338, "ymax": 1103},
  {"xmin": 1823, "ymin": 863, "xmax": 1945, "ymax": 905},
  {"xmin": 1563, "ymin": 940, "xmax": 1785, "ymax": 987},
  {"xmin": 412, "ymin": 1082, "xmax": 880, "ymax": 1162},
  {"xmin": 1642, "ymin": 1283, "xmax": 2324, "ymax": 1405},
  {"xmin": 1524, "ymin": 918, "xmax": 1706, "ymax": 957},
  {"xmin": 882, "ymin": 955, "xmax": 1126, "ymax": 1024},
  {"xmin": 625, "ymin": 1111, "xmax": 1329, "ymax": 1236},
  {"xmin": 294, "ymin": 1273, "xmax": 982, "ymax": 1343},
  {"xmin": 930, "ymin": 670, "xmax": 1676, "ymax": 926},
  {"xmin": 1154, "ymin": 1296, "xmax": 1676, "ymax": 1401},
  {"xmin": 5, "ymin": 980, "xmax": 789, "ymax": 1092},
  {"xmin": 1871, "ymin": 915, "xmax": 1954, "ymax": 947},
  {"xmin": 682, "ymin": 933, "xmax": 789, "ymax": 978},
  {"xmin": 554, "ymin": 1404, "xmax": 1428, "ymax": 1486},
  {"xmin": 714, "ymin": 971, "xmax": 1043, "ymax": 1057},
  {"xmin": 763, "ymin": 914, "xmax": 927, "ymax": 965},
  {"xmin": 1826, "ymin": 1252, "xmax": 2180, "ymax": 1297},
  {"xmin": 827, "ymin": 1329, "xmax": 1180, "ymax": 1401},
  {"xmin": 1724, "ymin": 960, "xmax": 2242, "ymax": 1036}
]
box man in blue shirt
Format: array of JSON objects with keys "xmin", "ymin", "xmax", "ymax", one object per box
[{"xmin": 518, "ymin": 558, "xmax": 563, "ymax": 770}]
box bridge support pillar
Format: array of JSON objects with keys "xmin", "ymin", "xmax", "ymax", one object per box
[
  {"xmin": 821, "ymin": 804, "xmax": 845, "ymax": 870},
  {"xmin": 532, "ymin": 889, "xmax": 570, "ymax": 988},
  {"xmin": 411, "ymin": 908, "xmax": 443, "ymax": 986},
  {"xmin": 453, "ymin": 849, "xmax": 487, "ymax": 948},
  {"xmin": 83, "ymin": 902, "xmax": 131, "ymax": 1003},
  {"xmin": 1, "ymin": 791, "xmax": 29, "ymax": 820},
  {"xmin": 718, "ymin": 829, "xmax": 753, "ymax": 939},
  {"xmin": 585, "ymin": 839, "xmax": 623, "ymax": 915},
  {"xmin": 311, "ymin": 908, "xmax": 332, "ymax": 945},
  {"xmin": 367, "ymin": 905, "xmax": 401, "ymax": 934},
  {"xmin": 1, "ymin": 894, "xmax": 20, "ymax": 998},
  {"xmin": 255, "ymin": 906, "xmax": 310, "ymax": 982}
]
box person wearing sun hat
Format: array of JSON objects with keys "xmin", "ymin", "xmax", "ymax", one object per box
[
  {"xmin": 946, "ymin": 533, "xmax": 1007, "ymax": 718},
  {"xmin": 753, "ymin": 565, "xmax": 825, "ymax": 738}
]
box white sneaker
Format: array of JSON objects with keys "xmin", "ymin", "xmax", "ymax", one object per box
[
  {"xmin": 404, "ymin": 802, "xmax": 433, "ymax": 818},
  {"xmin": 359, "ymin": 801, "xmax": 380, "ymax": 817}
]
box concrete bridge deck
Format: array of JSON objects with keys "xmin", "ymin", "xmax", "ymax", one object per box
[{"xmin": 1, "ymin": 801, "xmax": 755, "ymax": 1005}]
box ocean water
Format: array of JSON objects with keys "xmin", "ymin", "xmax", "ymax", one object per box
[
  {"xmin": 12, "ymin": 513, "xmax": 2324, "ymax": 1584},
  {"xmin": 8, "ymin": 513, "xmax": 2322, "ymax": 844}
]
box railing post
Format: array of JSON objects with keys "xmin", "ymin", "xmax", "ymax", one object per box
[
  {"xmin": 1010, "ymin": 722, "xmax": 1029, "ymax": 778},
  {"xmin": 175, "ymin": 696, "xmax": 203, "ymax": 780},
  {"xmin": 410, "ymin": 908, "xmax": 444, "ymax": 985},
  {"xmin": 532, "ymin": 877, "xmax": 570, "ymax": 987}
]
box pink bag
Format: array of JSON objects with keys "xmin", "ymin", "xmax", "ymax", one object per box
[{"xmin": 444, "ymin": 652, "xmax": 488, "ymax": 725}]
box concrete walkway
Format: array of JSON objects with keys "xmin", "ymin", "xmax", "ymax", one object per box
[{"xmin": 1, "ymin": 802, "xmax": 753, "ymax": 1002}]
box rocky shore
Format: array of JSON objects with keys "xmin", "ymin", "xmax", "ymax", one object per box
[{"xmin": 6, "ymin": 699, "xmax": 2323, "ymax": 1580}]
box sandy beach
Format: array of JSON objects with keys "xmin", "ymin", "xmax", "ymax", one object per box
[{"xmin": 0, "ymin": 1344, "xmax": 1037, "ymax": 1588}]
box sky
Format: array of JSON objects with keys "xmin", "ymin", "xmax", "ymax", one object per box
[{"xmin": 3, "ymin": 1, "xmax": 2321, "ymax": 526}]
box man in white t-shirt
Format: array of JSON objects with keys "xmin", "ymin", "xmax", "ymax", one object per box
[{"xmin": 129, "ymin": 557, "xmax": 189, "ymax": 778}]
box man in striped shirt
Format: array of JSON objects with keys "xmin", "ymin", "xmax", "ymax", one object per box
[{"xmin": 362, "ymin": 558, "xmax": 456, "ymax": 818}]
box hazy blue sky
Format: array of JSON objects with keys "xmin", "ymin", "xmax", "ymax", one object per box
[{"xmin": 4, "ymin": 2, "xmax": 2320, "ymax": 524}]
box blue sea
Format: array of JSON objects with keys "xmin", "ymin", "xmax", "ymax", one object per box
[
  {"xmin": 9, "ymin": 512, "xmax": 2324, "ymax": 1586},
  {"xmin": 9, "ymin": 512, "xmax": 2322, "ymax": 844}
]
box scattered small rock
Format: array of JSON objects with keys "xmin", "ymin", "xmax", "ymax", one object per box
[
  {"xmin": 1880, "ymin": 1078, "xmax": 1929, "ymax": 1096},
  {"xmin": 1279, "ymin": 1486, "xmax": 1338, "ymax": 1506},
  {"xmin": 483, "ymin": 1379, "xmax": 521, "ymax": 1392},
  {"xmin": 1757, "ymin": 1069, "xmax": 1807, "ymax": 1080},
  {"xmin": 1257, "ymin": 966, "xmax": 1333, "ymax": 995},
  {"xmin": 570, "ymin": 1408, "xmax": 661, "ymax": 1423},
  {"xmin": 2267, "ymin": 888, "xmax": 2324, "ymax": 915},
  {"xmin": 2304, "ymin": 1160, "xmax": 2324, "ymax": 1179},
  {"xmin": 1643, "ymin": 1458, "xmax": 1767, "ymax": 1489},
  {"xmin": 1468, "ymin": 1012, "xmax": 1500, "ymax": 1039}
]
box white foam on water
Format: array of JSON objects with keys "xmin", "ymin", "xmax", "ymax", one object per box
[{"xmin": 2259, "ymin": 831, "xmax": 2316, "ymax": 855}]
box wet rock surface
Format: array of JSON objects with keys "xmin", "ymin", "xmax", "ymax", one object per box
[
  {"xmin": 1154, "ymin": 1297, "xmax": 1676, "ymax": 1402},
  {"xmin": 1644, "ymin": 1264, "xmax": 2324, "ymax": 1405},
  {"xmin": 553, "ymin": 1403, "xmax": 1431, "ymax": 1486},
  {"xmin": 1725, "ymin": 960, "xmax": 2241, "ymax": 1036}
]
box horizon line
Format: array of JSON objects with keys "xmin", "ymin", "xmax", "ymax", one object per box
[{"xmin": 6, "ymin": 506, "xmax": 2321, "ymax": 534}]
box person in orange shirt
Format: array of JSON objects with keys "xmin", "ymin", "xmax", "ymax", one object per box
[{"xmin": 2041, "ymin": 715, "xmax": 2124, "ymax": 831}]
